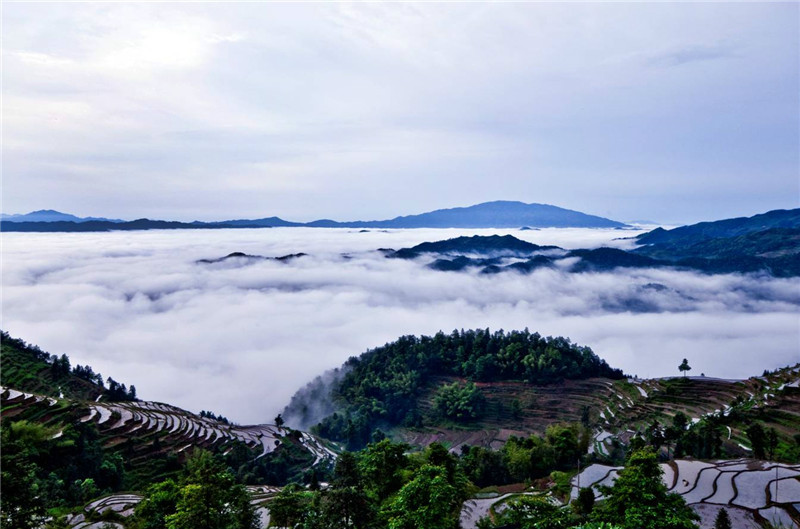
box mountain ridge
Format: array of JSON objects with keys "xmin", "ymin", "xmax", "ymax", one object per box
[{"xmin": 1, "ymin": 201, "xmax": 627, "ymax": 231}]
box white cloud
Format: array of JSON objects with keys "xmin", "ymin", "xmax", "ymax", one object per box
[{"xmin": 2, "ymin": 228, "xmax": 798, "ymax": 424}]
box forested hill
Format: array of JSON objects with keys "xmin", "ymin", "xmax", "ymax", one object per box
[
  {"xmin": 635, "ymin": 208, "xmax": 800, "ymax": 247},
  {"xmin": 282, "ymin": 329, "xmax": 624, "ymax": 449},
  {"xmin": 0, "ymin": 331, "xmax": 136, "ymax": 402}
]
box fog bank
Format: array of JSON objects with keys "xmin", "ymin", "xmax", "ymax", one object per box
[{"xmin": 2, "ymin": 227, "xmax": 798, "ymax": 424}]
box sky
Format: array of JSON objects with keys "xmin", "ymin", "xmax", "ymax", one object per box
[
  {"xmin": 2, "ymin": 2, "xmax": 798, "ymax": 225},
  {"xmin": 3, "ymin": 228, "xmax": 799, "ymax": 424}
]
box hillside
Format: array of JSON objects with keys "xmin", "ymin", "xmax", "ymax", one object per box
[
  {"xmin": 4, "ymin": 331, "xmax": 799, "ymax": 529},
  {"xmin": 635, "ymin": 208, "xmax": 800, "ymax": 247},
  {"xmin": 2, "ymin": 332, "xmax": 110, "ymax": 401},
  {"xmin": 0, "ymin": 333, "xmax": 336, "ymax": 490},
  {"xmin": 282, "ymin": 328, "xmax": 800, "ymax": 463},
  {"xmin": 282, "ymin": 328, "xmax": 624, "ymax": 449}
]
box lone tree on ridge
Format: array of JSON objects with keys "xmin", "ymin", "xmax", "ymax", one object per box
[{"xmin": 679, "ymin": 358, "xmax": 691, "ymax": 378}]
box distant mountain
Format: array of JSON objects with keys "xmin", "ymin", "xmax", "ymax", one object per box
[
  {"xmin": 2, "ymin": 219, "xmax": 250, "ymax": 232},
  {"xmin": 216, "ymin": 216, "xmax": 302, "ymax": 228},
  {"xmin": 631, "ymin": 209, "xmax": 800, "ymax": 277},
  {"xmin": 389, "ymin": 224, "xmax": 800, "ymax": 277},
  {"xmin": 1, "ymin": 209, "xmax": 123, "ymax": 223},
  {"xmin": 391, "ymin": 234, "xmax": 560, "ymax": 259},
  {"xmin": 319, "ymin": 201, "xmax": 628, "ymax": 229},
  {"xmin": 196, "ymin": 251, "xmax": 306, "ymax": 264},
  {"xmin": 635, "ymin": 208, "xmax": 800, "ymax": 247},
  {"xmin": 1, "ymin": 201, "xmax": 629, "ymax": 232}
]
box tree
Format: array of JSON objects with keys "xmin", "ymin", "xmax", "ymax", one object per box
[
  {"xmin": 593, "ymin": 447, "xmax": 699, "ymax": 529},
  {"xmin": 572, "ymin": 487, "xmax": 596, "ymax": 518},
  {"xmin": 268, "ymin": 484, "xmax": 316, "ymax": 528},
  {"xmin": 323, "ymin": 452, "xmax": 373, "ymax": 529},
  {"xmin": 713, "ymin": 508, "xmax": 732, "ymax": 529},
  {"xmin": 678, "ymin": 359, "xmax": 691, "ymax": 378},
  {"xmin": 433, "ymin": 381, "xmax": 485, "ymax": 421},
  {"xmin": 0, "ymin": 433, "xmax": 46, "ymax": 529},
  {"xmin": 381, "ymin": 465, "xmax": 460, "ymax": 529},
  {"xmin": 495, "ymin": 495, "xmax": 574, "ymax": 529},
  {"xmin": 135, "ymin": 450, "xmax": 257, "ymax": 529},
  {"xmin": 358, "ymin": 440, "xmax": 409, "ymax": 500},
  {"xmin": 746, "ymin": 423, "xmax": 766, "ymax": 459},
  {"xmin": 134, "ymin": 479, "xmax": 180, "ymax": 529},
  {"xmin": 766, "ymin": 428, "xmax": 778, "ymax": 460},
  {"xmin": 274, "ymin": 413, "xmax": 285, "ymax": 429}
]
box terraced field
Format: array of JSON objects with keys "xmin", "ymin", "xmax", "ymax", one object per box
[
  {"xmin": 0, "ymin": 386, "xmax": 337, "ymax": 471},
  {"xmin": 402, "ymin": 364, "xmax": 800, "ymax": 455},
  {"xmin": 570, "ymin": 458, "xmax": 800, "ymax": 529}
]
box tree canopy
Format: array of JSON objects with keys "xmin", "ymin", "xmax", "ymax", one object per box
[{"xmin": 304, "ymin": 328, "xmax": 622, "ymax": 448}]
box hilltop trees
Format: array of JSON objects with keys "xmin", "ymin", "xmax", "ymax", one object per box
[{"xmin": 308, "ymin": 329, "xmax": 623, "ymax": 449}]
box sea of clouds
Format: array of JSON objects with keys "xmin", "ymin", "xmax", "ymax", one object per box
[{"xmin": 2, "ymin": 227, "xmax": 798, "ymax": 424}]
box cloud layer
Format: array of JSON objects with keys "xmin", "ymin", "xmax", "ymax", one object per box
[{"xmin": 2, "ymin": 228, "xmax": 798, "ymax": 424}]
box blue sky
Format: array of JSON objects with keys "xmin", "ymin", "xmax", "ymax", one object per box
[{"xmin": 3, "ymin": 2, "xmax": 798, "ymax": 224}]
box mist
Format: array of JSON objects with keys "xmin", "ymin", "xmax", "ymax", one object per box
[{"xmin": 2, "ymin": 227, "xmax": 798, "ymax": 424}]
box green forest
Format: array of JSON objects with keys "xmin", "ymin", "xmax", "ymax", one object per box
[{"xmin": 298, "ymin": 329, "xmax": 623, "ymax": 448}]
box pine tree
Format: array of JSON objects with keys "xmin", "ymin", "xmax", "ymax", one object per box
[{"xmin": 713, "ymin": 508, "xmax": 732, "ymax": 529}]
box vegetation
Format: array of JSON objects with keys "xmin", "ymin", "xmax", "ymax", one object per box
[
  {"xmin": 434, "ymin": 381, "xmax": 485, "ymax": 421},
  {"xmin": 1, "ymin": 330, "xmax": 136, "ymax": 401},
  {"xmin": 678, "ymin": 358, "xmax": 691, "ymax": 378},
  {"xmin": 480, "ymin": 448, "xmax": 698, "ymax": 528},
  {"xmin": 0, "ymin": 419, "xmax": 127, "ymax": 526},
  {"xmin": 268, "ymin": 440, "xmax": 470, "ymax": 529},
  {"xmin": 132, "ymin": 450, "xmax": 258, "ymax": 529},
  {"xmin": 714, "ymin": 508, "xmax": 732, "ymax": 529},
  {"xmin": 593, "ymin": 448, "xmax": 699, "ymax": 529},
  {"xmin": 459, "ymin": 423, "xmax": 588, "ymax": 487},
  {"xmin": 300, "ymin": 329, "xmax": 622, "ymax": 449},
  {"xmin": 3, "ymin": 330, "xmax": 799, "ymax": 528}
]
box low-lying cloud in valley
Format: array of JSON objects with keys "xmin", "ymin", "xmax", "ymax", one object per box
[{"xmin": 2, "ymin": 227, "xmax": 798, "ymax": 424}]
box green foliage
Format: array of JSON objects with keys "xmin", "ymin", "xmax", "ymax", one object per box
[
  {"xmin": 223, "ymin": 435, "xmax": 315, "ymax": 485},
  {"xmin": 268, "ymin": 484, "xmax": 318, "ymax": 528},
  {"xmin": 0, "ymin": 426, "xmax": 47, "ymax": 529},
  {"xmin": 493, "ymin": 496, "xmax": 575, "ymax": 529},
  {"xmin": 593, "ymin": 447, "xmax": 699, "ymax": 529},
  {"xmin": 381, "ymin": 465, "xmax": 460, "ymax": 529},
  {"xmin": 713, "ymin": 508, "xmax": 732, "ymax": 529},
  {"xmin": 678, "ymin": 359, "xmax": 691, "ymax": 377},
  {"xmin": 358, "ymin": 439, "xmax": 410, "ymax": 500},
  {"xmin": 0, "ymin": 418, "xmax": 127, "ymax": 512},
  {"xmin": 434, "ymin": 381, "xmax": 485, "ymax": 421},
  {"xmin": 265, "ymin": 440, "xmax": 470, "ymax": 529},
  {"xmin": 322, "ymin": 452, "xmax": 373, "ymax": 528},
  {"xmin": 746, "ymin": 423, "xmax": 766, "ymax": 459},
  {"xmin": 133, "ymin": 450, "xmax": 257, "ymax": 529},
  {"xmin": 1, "ymin": 330, "xmax": 135, "ymax": 401},
  {"xmin": 572, "ymin": 487, "xmax": 595, "ymax": 517},
  {"xmin": 135, "ymin": 479, "xmax": 180, "ymax": 529},
  {"xmin": 308, "ymin": 329, "xmax": 621, "ymax": 448}
]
